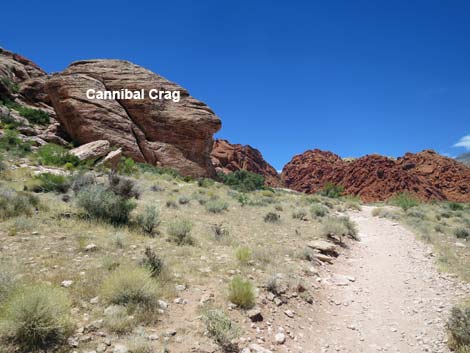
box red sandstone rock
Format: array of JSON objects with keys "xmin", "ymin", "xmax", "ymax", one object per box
[
  {"xmin": 46, "ymin": 59, "xmax": 221, "ymax": 177},
  {"xmin": 211, "ymin": 139, "xmax": 282, "ymax": 187},
  {"xmin": 281, "ymin": 149, "xmax": 470, "ymax": 202}
]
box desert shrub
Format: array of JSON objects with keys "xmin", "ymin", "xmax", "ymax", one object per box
[
  {"xmin": 261, "ymin": 189, "xmax": 275, "ymax": 197},
  {"xmin": 219, "ymin": 170, "xmax": 264, "ymax": 192},
  {"xmin": 0, "ymin": 285, "xmax": 72, "ymax": 351},
  {"xmin": 0, "ymin": 187, "xmax": 39, "ymax": 219},
  {"xmin": 321, "ymin": 216, "xmax": 358, "ymax": 240},
  {"xmin": 202, "ymin": 309, "xmax": 240, "ymax": 352},
  {"xmin": 178, "ymin": 196, "xmax": 190, "ymax": 205},
  {"xmin": 198, "ymin": 178, "xmax": 215, "ymax": 188},
  {"xmin": 0, "ymin": 129, "xmax": 31, "ymax": 155},
  {"xmin": 104, "ymin": 305, "xmax": 134, "ymax": 334},
  {"xmin": 139, "ymin": 247, "xmax": 164, "ymax": 278},
  {"xmin": 372, "ymin": 207, "xmax": 401, "ymax": 220},
  {"xmin": 136, "ymin": 205, "xmax": 160, "ymax": 235},
  {"xmin": 71, "ymin": 172, "xmax": 96, "ymax": 194},
  {"xmin": 389, "ymin": 192, "xmax": 419, "ymax": 211},
  {"xmin": 136, "ymin": 163, "xmax": 180, "ymax": 178},
  {"xmin": 292, "ymin": 210, "xmax": 307, "ymax": 220},
  {"xmin": 237, "ymin": 193, "xmax": 249, "ymax": 207},
  {"xmin": 166, "ymin": 199, "xmax": 178, "ymax": 208},
  {"xmin": 228, "ymin": 276, "xmax": 255, "ymax": 309},
  {"xmin": 344, "ymin": 200, "xmax": 362, "ymax": 211},
  {"xmin": 112, "ymin": 232, "xmax": 127, "ymax": 249},
  {"xmin": 33, "ymin": 173, "xmax": 70, "ymax": 193},
  {"xmin": 406, "ymin": 208, "xmax": 428, "ymax": 220},
  {"xmin": 108, "ymin": 172, "xmax": 140, "ymax": 199},
  {"xmin": 36, "ymin": 144, "xmax": 80, "ymax": 167},
  {"xmin": 449, "ymin": 202, "xmax": 465, "ymax": 211},
  {"xmin": 264, "ymin": 212, "xmax": 280, "ymax": 223},
  {"xmin": 167, "ymin": 219, "xmax": 193, "ymax": 245},
  {"xmin": 0, "ymin": 263, "xmax": 16, "ymax": 303},
  {"xmin": 150, "ymin": 184, "xmax": 164, "ymax": 192},
  {"xmin": 319, "ymin": 183, "xmax": 344, "ymax": 198},
  {"xmin": 17, "ymin": 106, "xmax": 49, "ymax": 125},
  {"xmin": 212, "ymin": 223, "xmax": 230, "ymax": 241},
  {"xmin": 118, "ymin": 157, "xmax": 137, "ymax": 175},
  {"xmin": 76, "ymin": 185, "xmax": 136, "ymax": 225},
  {"xmin": 1, "ymin": 78, "xmax": 19, "ymax": 94},
  {"xmin": 206, "ymin": 199, "xmax": 229, "ymax": 213},
  {"xmin": 448, "ymin": 305, "xmax": 470, "ymax": 351},
  {"xmin": 101, "ymin": 266, "xmax": 159, "ymax": 307},
  {"xmin": 310, "ymin": 203, "xmax": 328, "ymax": 218},
  {"xmin": 454, "ymin": 227, "xmax": 470, "ymax": 240},
  {"xmin": 235, "ymin": 247, "xmax": 252, "ymax": 265}
]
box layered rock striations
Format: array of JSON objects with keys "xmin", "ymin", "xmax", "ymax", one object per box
[
  {"xmin": 211, "ymin": 139, "xmax": 282, "ymax": 187},
  {"xmin": 46, "ymin": 60, "xmax": 221, "ymax": 177},
  {"xmin": 281, "ymin": 149, "xmax": 470, "ymax": 202}
]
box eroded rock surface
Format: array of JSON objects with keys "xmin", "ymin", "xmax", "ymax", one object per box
[
  {"xmin": 46, "ymin": 60, "xmax": 221, "ymax": 177},
  {"xmin": 282, "ymin": 149, "xmax": 470, "ymax": 202},
  {"xmin": 211, "ymin": 139, "xmax": 282, "ymax": 187}
]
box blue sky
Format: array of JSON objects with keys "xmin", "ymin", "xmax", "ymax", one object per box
[{"xmin": 1, "ymin": 0, "xmax": 469, "ymax": 169}]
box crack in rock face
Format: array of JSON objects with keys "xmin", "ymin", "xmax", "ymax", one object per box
[{"xmin": 46, "ymin": 59, "xmax": 221, "ymax": 177}]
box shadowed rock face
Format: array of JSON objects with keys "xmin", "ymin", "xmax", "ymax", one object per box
[
  {"xmin": 211, "ymin": 139, "xmax": 283, "ymax": 187},
  {"xmin": 46, "ymin": 59, "xmax": 221, "ymax": 177},
  {"xmin": 281, "ymin": 149, "xmax": 470, "ymax": 202}
]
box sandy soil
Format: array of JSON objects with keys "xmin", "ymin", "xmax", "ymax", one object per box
[{"xmin": 303, "ymin": 206, "xmax": 469, "ymax": 353}]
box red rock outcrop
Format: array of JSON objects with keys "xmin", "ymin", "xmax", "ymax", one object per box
[
  {"xmin": 211, "ymin": 139, "xmax": 282, "ymax": 187},
  {"xmin": 281, "ymin": 149, "xmax": 470, "ymax": 202},
  {"xmin": 46, "ymin": 59, "xmax": 221, "ymax": 177}
]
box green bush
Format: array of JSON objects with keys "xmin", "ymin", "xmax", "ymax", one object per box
[
  {"xmin": 0, "ymin": 262, "xmax": 16, "ymax": 303},
  {"xmin": 108, "ymin": 172, "xmax": 140, "ymax": 199},
  {"xmin": 116, "ymin": 157, "xmax": 136, "ymax": 175},
  {"xmin": 205, "ymin": 199, "xmax": 229, "ymax": 213},
  {"xmin": 1, "ymin": 78, "xmax": 19, "ymax": 94},
  {"xmin": 104, "ymin": 305, "xmax": 134, "ymax": 334},
  {"xmin": 310, "ymin": 204, "xmax": 328, "ymax": 218},
  {"xmin": 235, "ymin": 247, "xmax": 252, "ymax": 265},
  {"xmin": 454, "ymin": 227, "xmax": 470, "ymax": 240},
  {"xmin": 0, "ymin": 285, "xmax": 72, "ymax": 351},
  {"xmin": 167, "ymin": 219, "xmax": 193, "ymax": 245},
  {"xmin": 292, "ymin": 210, "xmax": 307, "ymax": 220},
  {"xmin": 139, "ymin": 247, "xmax": 164, "ymax": 278},
  {"xmin": 33, "ymin": 173, "xmax": 70, "ymax": 193},
  {"xmin": 319, "ymin": 183, "xmax": 344, "ymax": 198},
  {"xmin": 202, "ymin": 309, "xmax": 240, "ymax": 352},
  {"xmin": 136, "ymin": 205, "xmax": 160, "ymax": 235},
  {"xmin": 389, "ymin": 192, "xmax": 419, "ymax": 211},
  {"xmin": 76, "ymin": 185, "xmax": 136, "ymax": 225},
  {"xmin": 71, "ymin": 172, "xmax": 96, "ymax": 194},
  {"xmin": 449, "ymin": 202, "xmax": 465, "ymax": 211},
  {"xmin": 178, "ymin": 196, "xmax": 190, "ymax": 205},
  {"xmin": 36, "ymin": 144, "xmax": 80, "ymax": 167},
  {"xmin": 101, "ymin": 266, "xmax": 159, "ymax": 307},
  {"xmin": 136, "ymin": 162, "xmax": 180, "ymax": 178},
  {"xmin": 16, "ymin": 106, "xmax": 49, "ymax": 125},
  {"xmin": 197, "ymin": 178, "xmax": 215, "ymax": 187},
  {"xmin": 219, "ymin": 170, "xmax": 264, "ymax": 192},
  {"xmin": 264, "ymin": 212, "xmax": 280, "ymax": 223},
  {"xmin": 448, "ymin": 305, "xmax": 470, "ymax": 351},
  {"xmin": 228, "ymin": 276, "xmax": 255, "ymax": 309},
  {"xmin": 0, "ymin": 187, "xmax": 39, "ymax": 220},
  {"xmin": 321, "ymin": 216, "xmax": 359, "ymax": 240},
  {"xmin": 0, "ymin": 129, "xmax": 31, "ymax": 156}
]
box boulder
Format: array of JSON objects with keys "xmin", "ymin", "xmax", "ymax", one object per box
[
  {"xmin": 307, "ymin": 240, "xmax": 337, "ymax": 255},
  {"xmin": 98, "ymin": 148, "xmax": 123, "ymax": 170},
  {"xmin": 70, "ymin": 140, "xmax": 110, "ymax": 161},
  {"xmin": 46, "ymin": 59, "xmax": 221, "ymax": 177}
]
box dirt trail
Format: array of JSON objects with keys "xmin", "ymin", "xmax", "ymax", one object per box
[{"xmin": 306, "ymin": 206, "xmax": 469, "ymax": 353}]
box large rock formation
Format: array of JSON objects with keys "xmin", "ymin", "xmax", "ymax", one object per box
[
  {"xmin": 282, "ymin": 149, "xmax": 470, "ymax": 202},
  {"xmin": 46, "ymin": 59, "xmax": 221, "ymax": 177},
  {"xmin": 211, "ymin": 139, "xmax": 282, "ymax": 187}
]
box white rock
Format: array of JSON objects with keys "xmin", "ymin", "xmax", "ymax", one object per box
[
  {"xmin": 112, "ymin": 344, "xmax": 128, "ymax": 353},
  {"xmin": 61, "ymin": 280, "xmax": 73, "ymax": 288},
  {"xmin": 275, "ymin": 332, "xmax": 286, "ymax": 344}
]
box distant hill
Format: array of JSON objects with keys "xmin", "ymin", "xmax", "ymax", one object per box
[{"xmin": 456, "ymin": 152, "xmax": 470, "ymax": 166}]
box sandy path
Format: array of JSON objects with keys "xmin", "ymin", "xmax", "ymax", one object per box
[{"xmin": 305, "ymin": 206, "xmax": 469, "ymax": 353}]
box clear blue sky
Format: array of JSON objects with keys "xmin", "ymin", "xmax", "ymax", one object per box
[{"xmin": 2, "ymin": 0, "xmax": 469, "ymax": 169}]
